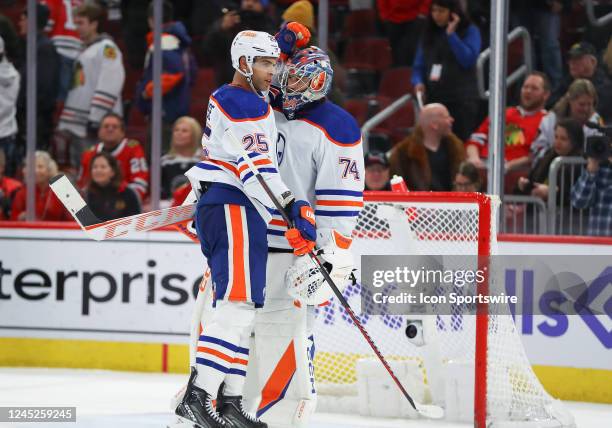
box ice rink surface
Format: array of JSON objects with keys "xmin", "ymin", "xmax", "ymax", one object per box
[{"xmin": 0, "ymin": 368, "xmax": 609, "ymax": 428}]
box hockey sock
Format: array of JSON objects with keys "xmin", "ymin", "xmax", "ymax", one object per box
[
  {"xmin": 194, "ymin": 300, "xmax": 255, "ymax": 395},
  {"xmin": 223, "ymin": 332, "xmax": 251, "ymax": 396}
]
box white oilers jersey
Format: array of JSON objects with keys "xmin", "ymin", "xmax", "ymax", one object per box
[
  {"xmin": 58, "ymin": 35, "xmax": 125, "ymax": 137},
  {"xmin": 269, "ymin": 95, "xmax": 365, "ymax": 249},
  {"xmin": 185, "ymin": 84, "xmax": 290, "ymax": 223}
]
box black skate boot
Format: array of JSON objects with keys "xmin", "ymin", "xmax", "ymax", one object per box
[
  {"xmin": 218, "ymin": 390, "xmax": 267, "ymax": 428},
  {"xmin": 175, "ymin": 367, "xmax": 227, "ymax": 428}
]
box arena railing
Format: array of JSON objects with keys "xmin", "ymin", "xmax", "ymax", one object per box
[
  {"xmin": 585, "ymin": 0, "xmax": 612, "ymax": 27},
  {"xmin": 476, "ymin": 26, "xmax": 533, "ymax": 100},
  {"xmin": 501, "ymin": 195, "xmax": 548, "ymax": 234},
  {"xmin": 361, "ymin": 94, "xmax": 418, "ymax": 153},
  {"xmin": 547, "ymin": 156, "xmax": 589, "ymax": 235}
]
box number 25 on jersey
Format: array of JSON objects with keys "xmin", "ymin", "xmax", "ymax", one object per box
[{"xmin": 242, "ymin": 133, "xmax": 269, "ymax": 153}]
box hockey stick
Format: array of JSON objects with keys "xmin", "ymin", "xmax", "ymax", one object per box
[
  {"xmin": 224, "ymin": 129, "xmax": 444, "ymax": 420},
  {"xmin": 50, "ymin": 174, "xmax": 196, "ymax": 241}
]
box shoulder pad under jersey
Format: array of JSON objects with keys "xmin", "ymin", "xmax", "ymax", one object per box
[
  {"xmin": 299, "ymin": 101, "xmax": 361, "ymax": 146},
  {"xmin": 211, "ymin": 84, "xmax": 271, "ymax": 122}
]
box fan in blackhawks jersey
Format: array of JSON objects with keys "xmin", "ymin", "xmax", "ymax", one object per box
[
  {"xmin": 56, "ymin": 2, "xmax": 125, "ymax": 172},
  {"xmin": 241, "ymin": 46, "xmax": 365, "ymax": 428},
  {"xmin": 41, "ymin": 0, "xmax": 83, "ymax": 101},
  {"xmin": 77, "ymin": 113, "xmax": 149, "ymax": 201},
  {"xmin": 175, "ymin": 30, "xmax": 317, "ymax": 428}
]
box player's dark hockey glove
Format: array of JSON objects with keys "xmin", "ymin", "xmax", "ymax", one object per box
[
  {"xmin": 275, "ymin": 22, "xmax": 311, "ymax": 61},
  {"xmin": 285, "ymin": 199, "xmax": 316, "ymax": 256}
]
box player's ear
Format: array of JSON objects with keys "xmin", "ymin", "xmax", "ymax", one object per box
[{"xmin": 239, "ymin": 56, "xmax": 248, "ymax": 73}]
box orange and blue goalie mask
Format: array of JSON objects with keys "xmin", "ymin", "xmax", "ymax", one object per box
[{"xmin": 280, "ymin": 46, "xmax": 333, "ymax": 119}]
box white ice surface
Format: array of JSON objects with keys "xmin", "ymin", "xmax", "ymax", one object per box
[{"xmin": 0, "ymin": 368, "xmax": 609, "ymax": 428}]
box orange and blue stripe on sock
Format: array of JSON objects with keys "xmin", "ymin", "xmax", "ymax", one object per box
[{"xmin": 196, "ymin": 335, "xmax": 249, "ymax": 377}]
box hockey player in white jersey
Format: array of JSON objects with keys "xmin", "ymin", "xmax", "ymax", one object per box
[
  {"xmin": 175, "ymin": 31, "xmax": 318, "ymax": 428},
  {"xmin": 243, "ymin": 46, "xmax": 365, "ymax": 427},
  {"xmin": 57, "ymin": 2, "xmax": 125, "ymax": 169}
]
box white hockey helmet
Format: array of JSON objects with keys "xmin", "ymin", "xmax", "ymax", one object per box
[{"xmin": 231, "ymin": 30, "xmax": 280, "ymax": 78}]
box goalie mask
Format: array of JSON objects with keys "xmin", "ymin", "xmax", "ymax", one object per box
[
  {"xmin": 280, "ymin": 46, "xmax": 333, "ymax": 119},
  {"xmin": 286, "ymin": 231, "xmax": 354, "ymax": 305}
]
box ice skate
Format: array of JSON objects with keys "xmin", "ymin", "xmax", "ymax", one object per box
[
  {"xmin": 175, "ymin": 368, "xmax": 227, "ymax": 428},
  {"xmin": 218, "ymin": 390, "xmax": 267, "ymax": 428}
]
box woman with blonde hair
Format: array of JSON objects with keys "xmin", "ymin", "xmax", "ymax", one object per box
[
  {"xmin": 10, "ymin": 151, "xmax": 72, "ymax": 221},
  {"xmin": 161, "ymin": 116, "xmax": 202, "ymax": 199},
  {"xmin": 531, "ymin": 78, "xmax": 603, "ymax": 165}
]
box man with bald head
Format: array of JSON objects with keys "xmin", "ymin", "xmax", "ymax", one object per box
[{"xmin": 389, "ymin": 103, "xmax": 466, "ymax": 191}]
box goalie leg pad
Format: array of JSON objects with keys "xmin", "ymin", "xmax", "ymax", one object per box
[
  {"xmin": 245, "ymin": 307, "xmax": 317, "ymax": 428},
  {"xmin": 243, "ymin": 252, "xmax": 318, "ymax": 428},
  {"xmin": 259, "ymin": 252, "xmax": 296, "ymax": 312}
]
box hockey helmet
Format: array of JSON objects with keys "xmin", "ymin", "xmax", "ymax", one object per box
[
  {"xmin": 280, "ymin": 46, "xmax": 333, "ymax": 118},
  {"xmin": 231, "ymin": 30, "xmax": 280, "ymax": 79}
]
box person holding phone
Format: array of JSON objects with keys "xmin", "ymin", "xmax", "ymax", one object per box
[{"xmin": 411, "ymin": 0, "xmax": 481, "ymax": 140}]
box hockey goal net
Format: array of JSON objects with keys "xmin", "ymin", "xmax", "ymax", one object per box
[{"xmin": 312, "ymin": 191, "xmax": 574, "ymax": 427}]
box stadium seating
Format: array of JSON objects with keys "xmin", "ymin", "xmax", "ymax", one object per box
[
  {"xmin": 367, "ymin": 97, "xmax": 416, "ymax": 151},
  {"xmin": 377, "ymin": 66, "xmax": 413, "ymax": 99},
  {"xmin": 341, "ymin": 9, "xmax": 378, "ymax": 39},
  {"xmin": 343, "ymin": 37, "xmax": 392, "ymax": 96}
]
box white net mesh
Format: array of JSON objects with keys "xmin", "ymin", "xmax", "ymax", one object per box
[{"xmin": 312, "ymin": 194, "xmax": 574, "ymax": 426}]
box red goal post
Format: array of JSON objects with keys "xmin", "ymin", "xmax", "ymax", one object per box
[
  {"xmin": 311, "ymin": 191, "xmax": 574, "ymax": 427},
  {"xmin": 364, "ymin": 191, "xmax": 492, "ymax": 427}
]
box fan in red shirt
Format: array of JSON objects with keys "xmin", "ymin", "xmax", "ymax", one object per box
[
  {"xmin": 78, "ymin": 113, "xmax": 149, "ymax": 201},
  {"xmin": 466, "ymin": 72, "xmax": 551, "ymax": 172},
  {"xmin": 10, "ymin": 151, "xmax": 72, "ymax": 221},
  {"xmin": 42, "ymin": 0, "xmax": 82, "ymax": 59},
  {"xmin": 41, "ymin": 0, "xmax": 83, "ymax": 101},
  {"xmin": 378, "ymin": 0, "xmax": 431, "ymax": 66}
]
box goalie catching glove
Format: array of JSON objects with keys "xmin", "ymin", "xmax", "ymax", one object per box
[{"xmin": 286, "ymin": 230, "xmax": 355, "ymax": 305}]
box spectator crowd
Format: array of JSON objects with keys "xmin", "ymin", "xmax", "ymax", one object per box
[{"xmin": 0, "ymin": 0, "xmax": 610, "ymax": 236}]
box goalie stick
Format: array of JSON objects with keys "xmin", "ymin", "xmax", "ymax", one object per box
[
  {"xmin": 224, "ymin": 128, "xmax": 444, "ymax": 420},
  {"xmin": 49, "ymin": 174, "xmax": 196, "ymax": 241}
]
